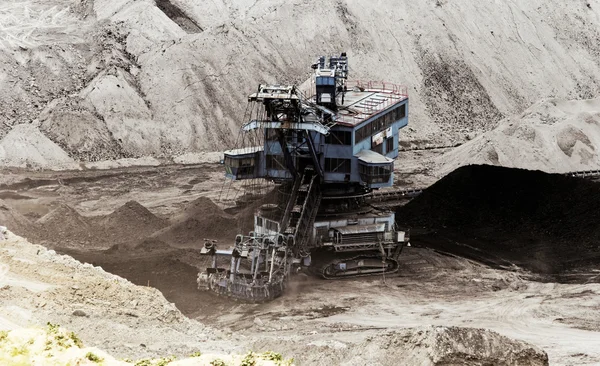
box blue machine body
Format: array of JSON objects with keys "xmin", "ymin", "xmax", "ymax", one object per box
[{"xmin": 224, "ymin": 55, "xmax": 409, "ymax": 191}]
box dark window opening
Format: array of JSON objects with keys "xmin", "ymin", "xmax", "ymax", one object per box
[
  {"xmin": 371, "ymin": 143, "xmax": 383, "ymax": 154},
  {"xmin": 385, "ymin": 136, "xmax": 395, "ymax": 154},
  {"xmin": 359, "ymin": 164, "xmax": 392, "ymax": 184},
  {"xmin": 266, "ymin": 128, "xmax": 278, "ymax": 141},
  {"xmin": 354, "ymin": 102, "xmax": 407, "ymax": 144},
  {"xmin": 325, "ymin": 130, "xmax": 352, "ymax": 145},
  {"xmin": 224, "ymin": 156, "xmax": 255, "ymax": 168},
  {"xmin": 265, "ymin": 219, "xmax": 279, "ymax": 232},
  {"xmin": 324, "ymin": 158, "xmax": 351, "ymax": 173}
]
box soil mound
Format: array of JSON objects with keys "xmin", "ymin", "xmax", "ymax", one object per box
[
  {"xmin": 153, "ymin": 197, "xmax": 236, "ymax": 247},
  {"xmin": 370, "ymin": 326, "xmax": 548, "ymax": 366},
  {"xmin": 97, "ymin": 201, "xmax": 168, "ymax": 245},
  {"xmin": 0, "ymin": 200, "xmax": 34, "ymax": 238},
  {"xmin": 436, "ymin": 97, "xmax": 600, "ymax": 176},
  {"xmin": 133, "ymin": 237, "xmax": 173, "ymax": 252},
  {"xmin": 397, "ymin": 165, "xmax": 600, "ymax": 280},
  {"xmin": 0, "ymin": 232, "xmax": 212, "ymax": 359},
  {"xmin": 37, "ymin": 203, "xmax": 94, "ymax": 245}
]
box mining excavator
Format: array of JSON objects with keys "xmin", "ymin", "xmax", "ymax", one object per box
[{"xmin": 198, "ymin": 53, "xmax": 410, "ymax": 301}]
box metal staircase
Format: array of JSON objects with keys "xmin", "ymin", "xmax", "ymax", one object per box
[{"xmin": 283, "ymin": 167, "xmax": 322, "ymax": 251}]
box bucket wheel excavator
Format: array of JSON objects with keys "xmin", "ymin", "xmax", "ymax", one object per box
[{"xmin": 198, "ymin": 53, "xmax": 410, "ymax": 301}]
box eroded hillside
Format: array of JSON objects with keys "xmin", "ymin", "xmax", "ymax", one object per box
[{"xmin": 1, "ymin": 0, "xmax": 600, "ymax": 166}]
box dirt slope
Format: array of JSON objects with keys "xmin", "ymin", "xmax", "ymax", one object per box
[
  {"xmin": 0, "ymin": 231, "xmax": 221, "ymax": 359},
  {"xmin": 0, "ymin": 200, "xmax": 34, "ymax": 237},
  {"xmin": 2, "ymin": 0, "xmax": 600, "ymax": 167},
  {"xmin": 397, "ymin": 164, "xmax": 600, "ymax": 280},
  {"xmin": 436, "ymin": 97, "xmax": 600, "ymax": 176}
]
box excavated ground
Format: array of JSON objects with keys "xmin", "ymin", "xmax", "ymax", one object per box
[{"xmin": 2, "ymin": 162, "xmax": 600, "ymax": 364}]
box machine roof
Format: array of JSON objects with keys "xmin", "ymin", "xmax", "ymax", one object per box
[
  {"xmin": 355, "ymin": 149, "xmax": 394, "ymax": 164},
  {"xmin": 224, "ymin": 146, "xmax": 263, "ymax": 156},
  {"xmin": 334, "ymin": 89, "xmax": 407, "ymax": 127}
]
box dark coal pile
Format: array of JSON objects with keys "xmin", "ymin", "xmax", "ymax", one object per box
[
  {"xmin": 152, "ymin": 196, "xmax": 237, "ymax": 247},
  {"xmin": 397, "ymin": 165, "xmax": 600, "ymax": 282}
]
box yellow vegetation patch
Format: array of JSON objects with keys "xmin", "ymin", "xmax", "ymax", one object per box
[{"xmin": 0, "ymin": 324, "xmax": 293, "ymax": 366}]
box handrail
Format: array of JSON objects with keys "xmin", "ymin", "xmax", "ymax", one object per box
[{"xmin": 345, "ymin": 80, "xmax": 409, "ymax": 97}]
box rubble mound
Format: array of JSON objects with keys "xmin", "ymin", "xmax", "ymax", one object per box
[
  {"xmin": 97, "ymin": 200, "xmax": 169, "ymax": 245},
  {"xmin": 153, "ymin": 197, "xmax": 236, "ymax": 247},
  {"xmin": 37, "ymin": 203, "xmax": 94, "ymax": 245},
  {"xmin": 397, "ymin": 165, "xmax": 600, "ymax": 280},
  {"xmin": 368, "ymin": 326, "xmax": 549, "ymax": 366},
  {"xmin": 437, "ymin": 97, "xmax": 600, "ymax": 176},
  {"xmin": 0, "ymin": 200, "xmax": 34, "ymax": 237},
  {"xmin": 38, "ymin": 97, "xmax": 126, "ymax": 162},
  {"xmin": 255, "ymin": 326, "xmax": 548, "ymax": 365}
]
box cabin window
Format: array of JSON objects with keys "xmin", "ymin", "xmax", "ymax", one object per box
[
  {"xmin": 354, "ymin": 102, "xmax": 407, "ymax": 144},
  {"xmin": 371, "ymin": 143, "xmax": 383, "ymax": 154},
  {"xmin": 316, "ymin": 76, "xmax": 335, "ymax": 86},
  {"xmin": 265, "ymin": 220, "xmax": 279, "ymax": 232},
  {"xmin": 266, "ymin": 128, "xmax": 278, "ymax": 141},
  {"xmin": 224, "ymin": 156, "xmax": 255, "ymax": 168},
  {"xmin": 324, "ymin": 158, "xmax": 351, "ymax": 173},
  {"xmin": 325, "ymin": 130, "xmax": 351, "ymax": 145},
  {"xmin": 385, "ymin": 136, "xmax": 395, "ymax": 153},
  {"xmin": 359, "ymin": 164, "xmax": 392, "ymax": 184}
]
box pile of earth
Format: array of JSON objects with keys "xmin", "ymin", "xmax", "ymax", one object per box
[
  {"xmin": 0, "ymin": 200, "xmax": 34, "ymax": 237},
  {"xmin": 94, "ymin": 200, "xmax": 169, "ymax": 245},
  {"xmin": 436, "ymin": 97, "xmax": 600, "ymax": 176},
  {"xmin": 0, "ymin": 195, "xmax": 243, "ymax": 317},
  {"xmin": 34, "ymin": 201, "xmax": 163, "ymax": 249},
  {"xmin": 254, "ymin": 326, "xmax": 549, "ymax": 366},
  {"xmin": 152, "ymin": 196, "xmax": 237, "ymax": 248},
  {"xmin": 6, "ymin": 196, "xmax": 237, "ymax": 251},
  {"xmin": 397, "ymin": 164, "xmax": 600, "ymax": 281}
]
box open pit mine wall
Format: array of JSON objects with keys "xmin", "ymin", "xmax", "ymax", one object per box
[{"xmin": 1, "ymin": 0, "xmax": 600, "ymax": 163}]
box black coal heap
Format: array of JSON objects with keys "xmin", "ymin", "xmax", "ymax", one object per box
[{"xmin": 397, "ymin": 165, "xmax": 600, "ymax": 281}]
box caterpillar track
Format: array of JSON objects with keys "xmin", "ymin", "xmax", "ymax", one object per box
[{"xmin": 310, "ymin": 251, "xmax": 401, "ymax": 279}]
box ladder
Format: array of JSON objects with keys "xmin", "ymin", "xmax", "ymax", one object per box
[{"xmin": 283, "ymin": 167, "xmax": 322, "ymax": 250}]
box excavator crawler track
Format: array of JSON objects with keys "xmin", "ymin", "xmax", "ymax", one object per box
[{"xmin": 309, "ymin": 250, "xmax": 400, "ymax": 279}]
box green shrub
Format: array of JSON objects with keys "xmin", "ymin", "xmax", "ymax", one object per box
[
  {"xmin": 210, "ymin": 359, "xmax": 227, "ymax": 366},
  {"xmin": 86, "ymin": 351, "xmax": 104, "ymax": 363},
  {"xmin": 240, "ymin": 351, "xmax": 256, "ymax": 366}
]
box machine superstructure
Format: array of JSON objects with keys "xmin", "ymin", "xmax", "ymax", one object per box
[{"xmin": 198, "ymin": 53, "xmax": 410, "ymax": 301}]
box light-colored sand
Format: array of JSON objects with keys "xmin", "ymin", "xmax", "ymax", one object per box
[
  {"xmin": 2, "ymin": 0, "xmax": 600, "ymax": 166},
  {"xmin": 436, "ymin": 97, "xmax": 600, "ymax": 176},
  {"xmin": 0, "ymin": 230, "xmax": 231, "ymax": 359},
  {"xmin": 0, "ymin": 124, "xmax": 78, "ymax": 170}
]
